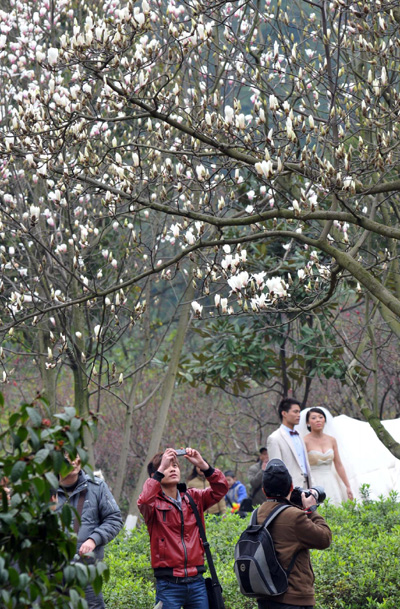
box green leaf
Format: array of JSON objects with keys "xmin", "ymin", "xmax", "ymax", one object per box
[
  {"xmin": 52, "ymin": 449, "xmax": 64, "ymax": 474},
  {"xmin": 34, "ymin": 448, "xmax": 50, "ymax": 464},
  {"xmin": 45, "ymin": 472, "xmax": 59, "ymax": 489},
  {"xmin": 70, "ymin": 418, "xmax": 82, "ymax": 432},
  {"xmin": 63, "ymin": 565, "xmax": 75, "ymax": 584},
  {"xmin": 8, "ymin": 568, "xmax": 20, "ymax": 588},
  {"xmin": 10, "ymin": 460, "xmax": 27, "ymax": 482},
  {"xmin": 61, "ymin": 503, "xmax": 72, "ymax": 529},
  {"xmin": 26, "ymin": 407, "xmax": 43, "ymax": 427},
  {"xmin": 28, "ymin": 427, "xmax": 41, "ymax": 451},
  {"xmin": 75, "ymin": 563, "xmax": 89, "ymax": 588},
  {"xmin": 9, "ymin": 412, "xmax": 19, "ymax": 427},
  {"xmin": 64, "ymin": 407, "xmax": 77, "ymax": 420},
  {"xmin": 92, "ymin": 574, "xmax": 102, "ymax": 595},
  {"xmin": 32, "ymin": 477, "xmax": 45, "ymax": 495}
]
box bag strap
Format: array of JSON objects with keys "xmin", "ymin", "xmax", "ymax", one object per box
[
  {"xmin": 256, "ymin": 503, "xmax": 299, "ymax": 578},
  {"xmin": 184, "ymin": 492, "xmax": 220, "ymax": 586},
  {"xmin": 73, "ymin": 488, "xmax": 87, "ymax": 534}
]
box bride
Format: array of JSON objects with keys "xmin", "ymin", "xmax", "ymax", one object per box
[{"xmin": 299, "ymin": 407, "xmax": 354, "ymax": 504}]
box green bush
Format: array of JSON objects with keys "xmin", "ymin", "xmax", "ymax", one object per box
[
  {"xmin": 0, "ymin": 397, "xmax": 109, "ymax": 609},
  {"xmin": 104, "ymin": 494, "xmax": 400, "ymax": 609}
]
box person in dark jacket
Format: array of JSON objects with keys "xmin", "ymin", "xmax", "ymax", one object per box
[
  {"xmin": 138, "ymin": 447, "xmax": 228, "ymax": 609},
  {"xmin": 256, "ymin": 459, "xmax": 332, "ymax": 609},
  {"xmin": 56, "ymin": 455, "xmax": 123, "ymax": 609},
  {"xmin": 247, "ymin": 447, "xmax": 269, "ymax": 506}
]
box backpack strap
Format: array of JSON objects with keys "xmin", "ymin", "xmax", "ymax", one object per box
[
  {"xmin": 260, "ymin": 503, "xmax": 300, "ymax": 578},
  {"xmin": 261, "ymin": 503, "xmax": 291, "ymax": 528}
]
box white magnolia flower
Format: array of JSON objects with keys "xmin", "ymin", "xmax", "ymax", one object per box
[
  {"xmin": 253, "ymin": 271, "xmax": 267, "ymax": 287},
  {"xmin": 228, "ymin": 271, "xmax": 249, "ymax": 293},
  {"xmin": 185, "ymin": 229, "xmax": 195, "ymax": 245},
  {"xmin": 170, "ymin": 224, "xmax": 181, "ymax": 238},
  {"xmin": 269, "ymin": 94, "xmax": 279, "ymax": 111},
  {"xmin": 47, "ymin": 47, "xmax": 58, "ymax": 66},
  {"xmin": 297, "ymin": 269, "xmax": 306, "ymax": 280},
  {"xmin": 224, "ymin": 105, "xmax": 234, "ymax": 124},
  {"xmin": 220, "ymin": 298, "xmax": 228, "ymax": 313},
  {"xmin": 266, "ymin": 276, "xmax": 287, "ymax": 298},
  {"xmin": 292, "ymin": 200, "xmax": 300, "ymax": 215},
  {"xmin": 196, "ymin": 164, "xmax": 206, "ymax": 181},
  {"xmin": 191, "ymin": 301, "xmax": 203, "ymax": 316}
]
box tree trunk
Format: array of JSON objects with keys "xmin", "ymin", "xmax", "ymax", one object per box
[
  {"xmin": 127, "ymin": 278, "xmax": 195, "ymax": 517},
  {"xmin": 113, "ymin": 279, "xmax": 151, "ymax": 503},
  {"xmin": 37, "ymin": 328, "xmax": 57, "ymax": 414}
]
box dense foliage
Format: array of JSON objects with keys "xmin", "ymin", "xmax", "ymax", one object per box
[
  {"xmin": 104, "ymin": 493, "xmax": 400, "ymax": 609},
  {"xmin": 0, "ymin": 397, "xmax": 109, "ymax": 609}
]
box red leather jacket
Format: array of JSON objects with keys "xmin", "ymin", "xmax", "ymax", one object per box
[{"xmin": 138, "ymin": 468, "xmax": 228, "ymax": 577}]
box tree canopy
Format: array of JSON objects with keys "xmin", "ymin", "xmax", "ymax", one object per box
[{"xmin": 1, "ymin": 0, "xmax": 400, "ymax": 460}]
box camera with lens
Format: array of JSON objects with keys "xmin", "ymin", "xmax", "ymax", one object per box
[{"xmin": 290, "ymin": 485, "xmax": 326, "ymax": 508}]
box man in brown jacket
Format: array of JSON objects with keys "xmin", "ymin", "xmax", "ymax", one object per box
[{"xmin": 256, "ymin": 459, "xmax": 332, "ymax": 609}]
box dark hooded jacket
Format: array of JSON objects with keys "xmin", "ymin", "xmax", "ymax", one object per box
[{"xmin": 56, "ymin": 470, "xmax": 123, "ymax": 560}]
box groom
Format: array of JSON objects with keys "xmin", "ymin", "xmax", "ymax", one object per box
[{"xmin": 267, "ymin": 397, "xmax": 313, "ymax": 488}]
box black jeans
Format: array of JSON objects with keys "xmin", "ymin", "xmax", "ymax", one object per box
[
  {"xmin": 85, "ymin": 585, "xmax": 105, "ymax": 609},
  {"xmin": 257, "ymin": 601, "xmax": 313, "ymax": 609}
]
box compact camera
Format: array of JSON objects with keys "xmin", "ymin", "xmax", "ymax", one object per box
[
  {"xmin": 290, "ymin": 485, "xmax": 326, "ymax": 507},
  {"xmin": 175, "ymin": 449, "xmax": 187, "ymax": 456}
]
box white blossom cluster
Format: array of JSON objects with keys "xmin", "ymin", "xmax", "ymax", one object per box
[{"xmin": 0, "ymin": 0, "xmax": 397, "ymax": 381}]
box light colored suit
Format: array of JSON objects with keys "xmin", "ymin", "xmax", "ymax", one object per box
[{"xmin": 267, "ymin": 427, "xmax": 313, "ymax": 489}]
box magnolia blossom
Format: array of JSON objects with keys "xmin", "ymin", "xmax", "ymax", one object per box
[
  {"xmin": 228, "ymin": 271, "xmax": 249, "ymax": 293},
  {"xmin": 191, "ymin": 301, "xmax": 203, "ymax": 316},
  {"xmin": 214, "ymin": 294, "xmax": 221, "ymax": 307},
  {"xmin": 318, "ymin": 265, "xmax": 331, "ymax": 280},
  {"xmin": 255, "ymin": 160, "xmax": 273, "ymax": 179},
  {"xmin": 297, "ymin": 269, "xmax": 306, "ymax": 280},
  {"xmin": 266, "ymin": 276, "xmax": 287, "ymax": 298},
  {"xmin": 185, "ymin": 229, "xmax": 195, "ymax": 245},
  {"xmin": 170, "ymin": 223, "xmax": 181, "ymax": 238},
  {"xmin": 220, "ymin": 298, "xmax": 228, "ymax": 313},
  {"xmin": 252, "ymin": 293, "xmax": 269, "ymax": 309},
  {"xmin": 292, "ymin": 200, "xmax": 300, "ymax": 215},
  {"xmin": 47, "ymin": 47, "xmax": 58, "ymax": 66},
  {"xmin": 29, "ymin": 205, "xmax": 40, "ymax": 223},
  {"xmin": 253, "ymin": 271, "xmax": 266, "ymax": 288},
  {"xmin": 224, "ymin": 105, "xmax": 234, "ymax": 124},
  {"xmin": 196, "ymin": 164, "xmax": 206, "ymax": 181}
]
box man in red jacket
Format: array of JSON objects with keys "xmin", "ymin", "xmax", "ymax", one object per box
[{"xmin": 138, "ymin": 447, "xmax": 228, "ymax": 609}]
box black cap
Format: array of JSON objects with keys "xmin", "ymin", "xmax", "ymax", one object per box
[{"xmin": 262, "ymin": 459, "xmax": 292, "ymax": 497}]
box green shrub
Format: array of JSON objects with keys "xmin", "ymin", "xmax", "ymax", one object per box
[
  {"xmin": 0, "ymin": 397, "xmax": 108, "ymax": 609},
  {"xmin": 104, "ymin": 495, "xmax": 400, "ymax": 609}
]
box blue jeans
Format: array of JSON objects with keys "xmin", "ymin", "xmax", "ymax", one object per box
[{"xmin": 156, "ymin": 577, "xmax": 209, "ymax": 609}]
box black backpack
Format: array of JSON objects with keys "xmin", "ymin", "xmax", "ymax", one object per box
[{"xmin": 234, "ymin": 504, "xmax": 298, "ymax": 598}]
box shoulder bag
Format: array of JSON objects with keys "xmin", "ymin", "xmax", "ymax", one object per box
[{"xmin": 185, "ymin": 492, "xmax": 226, "ymax": 609}]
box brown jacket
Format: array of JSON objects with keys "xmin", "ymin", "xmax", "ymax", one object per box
[
  {"xmin": 187, "ymin": 475, "xmax": 226, "ymax": 515},
  {"xmin": 257, "ymin": 500, "xmax": 331, "ymax": 606}
]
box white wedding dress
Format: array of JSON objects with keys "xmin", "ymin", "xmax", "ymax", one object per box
[
  {"xmin": 296, "ymin": 408, "xmax": 400, "ymax": 501},
  {"xmin": 307, "ymin": 448, "xmax": 347, "ymax": 505}
]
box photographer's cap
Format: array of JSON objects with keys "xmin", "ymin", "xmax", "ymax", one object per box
[{"xmin": 263, "ymin": 458, "xmax": 292, "ymax": 497}]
